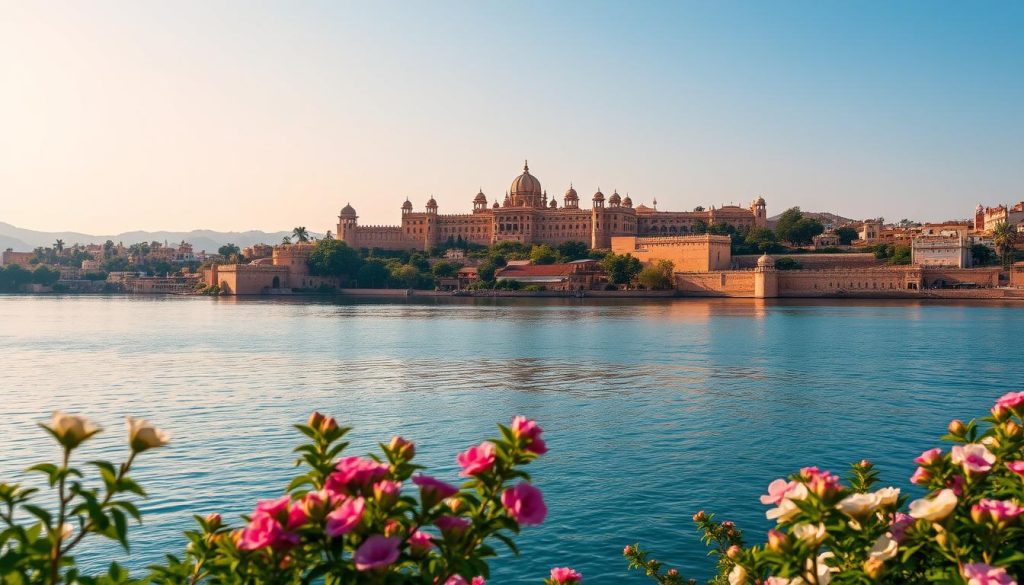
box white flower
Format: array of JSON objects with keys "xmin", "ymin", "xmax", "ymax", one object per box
[
  {"xmin": 869, "ymin": 534, "xmax": 899, "ymax": 561},
  {"xmin": 805, "ymin": 551, "xmax": 835, "ymax": 585},
  {"xmin": 728, "ymin": 564, "xmax": 748, "ymax": 585},
  {"xmin": 792, "ymin": 522, "xmax": 827, "ymax": 546},
  {"xmin": 126, "ymin": 417, "xmax": 170, "ymax": 452},
  {"xmin": 909, "ymin": 488, "xmax": 958, "ymax": 521},
  {"xmin": 874, "ymin": 487, "xmax": 901, "ymax": 507},
  {"xmin": 45, "ymin": 412, "xmax": 101, "ymax": 449},
  {"xmin": 837, "ymin": 492, "xmax": 882, "ymax": 519}
]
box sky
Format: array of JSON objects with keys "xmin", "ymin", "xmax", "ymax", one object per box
[{"xmin": 1, "ymin": 1, "xmax": 1022, "ymax": 234}]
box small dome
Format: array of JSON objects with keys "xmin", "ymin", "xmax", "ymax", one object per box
[
  {"xmin": 549, "ymin": 199, "xmax": 557, "ymax": 208},
  {"xmin": 426, "ymin": 197, "xmax": 437, "ymax": 207},
  {"xmin": 564, "ymin": 185, "xmax": 578, "ymax": 200},
  {"xmin": 474, "ymin": 190, "xmax": 487, "ymax": 204},
  {"xmin": 609, "ymin": 190, "xmax": 621, "ymax": 205},
  {"xmin": 340, "ymin": 203, "xmax": 357, "ymax": 217},
  {"xmin": 757, "ymin": 253, "xmax": 775, "ymax": 268},
  {"xmin": 593, "ymin": 189, "xmax": 605, "ymax": 201},
  {"xmin": 401, "ymin": 199, "xmax": 413, "ymax": 210},
  {"xmin": 623, "ymin": 195, "xmax": 633, "ymax": 208},
  {"xmin": 492, "ymin": 201, "xmax": 500, "ymax": 209}
]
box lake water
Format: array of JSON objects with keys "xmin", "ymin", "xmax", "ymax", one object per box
[{"xmin": 0, "ymin": 295, "xmax": 1020, "ymax": 582}]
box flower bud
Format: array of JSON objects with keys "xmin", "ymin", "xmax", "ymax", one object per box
[
  {"xmin": 383, "ymin": 519, "xmax": 402, "ymax": 537},
  {"xmin": 205, "ymin": 513, "xmax": 222, "ymax": 531},
  {"xmin": 373, "ymin": 480, "xmax": 401, "ymax": 510},
  {"xmin": 992, "ymin": 405, "xmax": 1010, "ymax": 421},
  {"xmin": 623, "ymin": 545, "xmax": 633, "ymax": 556},
  {"xmin": 44, "ymin": 412, "xmax": 101, "ymax": 450},
  {"xmin": 1006, "ymin": 421, "xmax": 1021, "ymax": 437},
  {"xmin": 948, "ymin": 419, "xmax": 967, "ymax": 435},
  {"xmin": 447, "ymin": 497, "xmax": 464, "ymax": 514},
  {"xmin": 692, "ymin": 510, "xmax": 707, "ymax": 522},
  {"xmin": 971, "ymin": 504, "xmax": 985, "ymax": 524},
  {"xmin": 726, "ymin": 545, "xmax": 741, "ymax": 559},
  {"xmin": 308, "ymin": 411, "xmax": 326, "ymax": 429},
  {"xmin": 863, "ymin": 558, "xmax": 884, "ymax": 580},
  {"xmin": 388, "ymin": 436, "xmax": 416, "ymax": 461},
  {"xmin": 859, "ymin": 459, "xmax": 872, "ymax": 468},
  {"xmin": 767, "ymin": 529, "xmax": 787, "ymax": 553},
  {"xmin": 935, "ymin": 532, "xmax": 948, "ymax": 547},
  {"xmin": 319, "ymin": 415, "xmax": 338, "ymax": 433},
  {"xmin": 126, "ymin": 417, "xmax": 170, "ymax": 453}
]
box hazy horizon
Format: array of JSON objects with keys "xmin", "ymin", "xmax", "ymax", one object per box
[{"xmin": 2, "ymin": 1, "xmax": 1022, "ymax": 234}]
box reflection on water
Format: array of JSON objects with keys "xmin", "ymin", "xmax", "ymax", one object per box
[{"xmin": 0, "ymin": 295, "xmax": 1020, "ymax": 583}]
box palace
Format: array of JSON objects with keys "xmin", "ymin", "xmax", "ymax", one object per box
[{"xmin": 336, "ymin": 162, "xmax": 767, "ymax": 251}]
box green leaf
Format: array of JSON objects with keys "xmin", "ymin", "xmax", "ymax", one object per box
[{"xmin": 21, "ymin": 505, "xmax": 52, "ymax": 527}]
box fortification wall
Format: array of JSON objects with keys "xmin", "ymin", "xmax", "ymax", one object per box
[
  {"xmin": 733, "ymin": 253, "xmax": 881, "ymax": 269},
  {"xmin": 674, "ymin": 271, "xmax": 756, "ymax": 297}
]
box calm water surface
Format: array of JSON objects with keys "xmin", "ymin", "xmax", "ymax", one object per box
[{"xmin": 0, "ymin": 295, "xmax": 1021, "ymax": 582}]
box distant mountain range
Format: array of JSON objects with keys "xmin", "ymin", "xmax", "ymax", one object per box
[{"xmin": 0, "ymin": 221, "xmax": 308, "ymax": 253}]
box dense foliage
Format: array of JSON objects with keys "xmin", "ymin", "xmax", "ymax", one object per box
[
  {"xmin": 1, "ymin": 412, "xmax": 582, "ymax": 584},
  {"xmin": 627, "ymin": 392, "xmax": 1024, "ymax": 585}
]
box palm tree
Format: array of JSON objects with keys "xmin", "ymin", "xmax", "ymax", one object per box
[
  {"xmin": 54, "ymin": 239, "xmax": 65, "ymax": 255},
  {"xmin": 292, "ymin": 227, "xmax": 309, "ymax": 242},
  {"xmin": 992, "ymin": 221, "xmax": 1019, "ymax": 267},
  {"xmin": 282, "ymin": 236, "xmax": 292, "ymax": 245}
]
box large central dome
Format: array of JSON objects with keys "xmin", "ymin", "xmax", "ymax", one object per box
[{"xmin": 509, "ymin": 160, "xmax": 543, "ymax": 207}]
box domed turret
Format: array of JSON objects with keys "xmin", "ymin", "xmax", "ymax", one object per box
[
  {"xmin": 609, "ymin": 190, "xmax": 621, "ymax": 207},
  {"xmin": 757, "ymin": 253, "xmax": 775, "ymax": 268},
  {"xmin": 592, "ymin": 189, "xmax": 605, "ymax": 202},
  {"xmin": 492, "ymin": 201, "xmax": 500, "ymax": 209},
  {"xmin": 623, "ymin": 194, "xmax": 633, "ymax": 208},
  {"xmin": 340, "ymin": 203, "xmax": 357, "ymax": 218},
  {"xmin": 474, "ymin": 189, "xmax": 487, "ymax": 204},
  {"xmin": 549, "ymin": 198, "xmax": 557, "ymax": 208},
  {"xmin": 426, "ymin": 197, "xmax": 438, "ymax": 214},
  {"xmin": 402, "ymin": 198, "xmax": 413, "ymax": 211}
]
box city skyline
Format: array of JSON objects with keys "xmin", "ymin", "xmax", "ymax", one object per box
[{"xmin": 2, "ymin": 1, "xmax": 1022, "ymax": 234}]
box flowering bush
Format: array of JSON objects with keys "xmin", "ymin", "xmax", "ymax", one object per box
[
  {"xmin": 626, "ymin": 392, "xmax": 1024, "ymax": 585},
  {"xmin": 1, "ymin": 411, "xmax": 583, "ymax": 584}
]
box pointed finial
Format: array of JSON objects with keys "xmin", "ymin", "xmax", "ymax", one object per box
[{"xmin": 524, "ymin": 159, "xmax": 529, "ymax": 171}]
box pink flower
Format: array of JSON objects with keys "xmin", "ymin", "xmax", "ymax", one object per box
[
  {"xmin": 373, "ymin": 480, "xmax": 401, "ymax": 508},
  {"xmin": 962, "ymin": 563, "xmax": 1018, "ymax": 585},
  {"xmin": 239, "ymin": 496, "xmax": 301, "ymax": 550},
  {"xmin": 760, "ymin": 479, "xmax": 801, "ymax": 505},
  {"xmin": 353, "ymin": 534, "xmax": 401, "ymax": 571},
  {"xmin": 412, "ymin": 475, "xmax": 459, "ymax": 507},
  {"xmin": 435, "ymin": 515, "xmax": 470, "ymax": 537},
  {"xmin": 457, "ymin": 442, "xmax": 496, "ymax": 477},
  {"xmin": 995, "ymin": 391, "xmax": 1024, "ymax": 411},
  {"xmin": 973, "ymin": 499, "xmax": 1024, "ymax": 523},
  {"xmin": 800, "ymin": 467, "xmax": 841, "ymax": 496},
  {"xmin": 910, "ymin": 467, "xmax": 931, "ymax": 484},
  {"xmin": 550, "ymin": 567, "xmax": 583, "ymax": 584},
  {"xmin": 408, "ymin": 529, "xmax": 435, "ymax": 553},
  {"xmin": 946, "ymin": 474, "xmax": 966, "ymax": 496},
  {"xmin": 915, "ymin": 448, "xmax": 942, "ymax": 465},
  {"xmin": 888, "ymin": 512, "xmax": 914, "ymax": 542},
  {"xmin": 443, "ymin": 576, "xmax": 486, "ymax": 585},
  {"xmin": 326, "ymin": 457, "xmax": 389, "ymax": 494},
  {"xmin": 511, "ymin": 416, "xmax": 548, "ymax": 455},
  {"xmin": 1007, "ymin": 461, "xmax": 1024, "ymax": 476},
  {"xmin": 501, "ymin": 482, "xmax": 547, "ymax": 525},
  {"xmin": 325, "ymin": 497, "xmax": 365, "ymax": 537},
  {"xmin": 951, "ymin": 443, "xmax": 997, "ymax": 474}
]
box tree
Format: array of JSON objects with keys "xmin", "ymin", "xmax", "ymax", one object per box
[
  {"xmin": 292, "ymin": 227, "xmax": 310, "ymax": 243},
  {"xmin": 103, "ymin": 240, "xmax": 115, "ymax": 258},
  {"xmin": 992, "ymin": 221, "xmax": 1019, "ymax": 267},
  {"xmin": 477, "ymin": 260, "xmax": 499, "ymax": 282},
  {"xmin": 281, "ymin": 236, "xmax": 292, "ymax": 245},
  {"xmin": 637, "ymin": 260, "xmax": 675, "ymax": 290},
  {"xmin": 32, "ymin": 265, "xmax": 60, "ymax": 286},
  {"xmin": 601, "ymin": 253, "xmax": 643, "ymax": 286},
  {"xmin": 0, "ymin": 265, "xmax": 32, "ymax": 292},
  {"xmin": 744, "ymin": 227, "xmax": 780, "ymax": 253},
  {"xmin": 324, "ymin": 231, "xmax": 334, "ymax": 240},
  {"xmin": 889, "ymin": 245, "xmax": 912, "ymax": 265},
  {"xmin": 356, "ymin": 259, "xmax": 389, "ymax": 288},
  {"xmin": 774, "ymin": 257, "xmax": 802, "ymax": 270},
  {"xmin": 835, "ymin": 226, "xmax": 859, "ymax": 245},
  {"xmin": 529, "ymin": 245, "xmax": 558, "ymax": 265},
  {"xmin": 971, "ymin": 244, "xmax": 997, "ymax": 266},
  {"xmin": 691, "ymin": 220, "xmax": 708, "ymax": 235},
  {"xmin": 390, "ymin": 264, "xmax": 420, "ymax": 288},
  {"xmin": 431, "ymin": 261, "xmax": 460, "ymax": 278},
  {"xmin": 775, "ymin": 207, "xmax": 825, "ymax": 245},
  {"xmin": 218, "ymin": 243, "xmax": 241, "ymax": 259},
  {"xmin": 307, "ymin": 239, "xmax": 362, "ymax": 278},
  {"xmin": 555, "ymin": 240, "xmax": 589, "ymax": 262},
  {"xmin": 54, "ymin": 239, "xmax": 65, "ymax": 255}
]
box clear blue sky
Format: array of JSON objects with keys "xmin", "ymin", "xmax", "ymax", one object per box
[{"xmin": 1, "ymin": 1, "xmax": 1022, "ymax": 233}]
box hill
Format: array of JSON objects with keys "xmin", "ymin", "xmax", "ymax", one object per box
[{"xmin": 0, "ymin": 221, "xmax": 306, "ymax": 253}]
